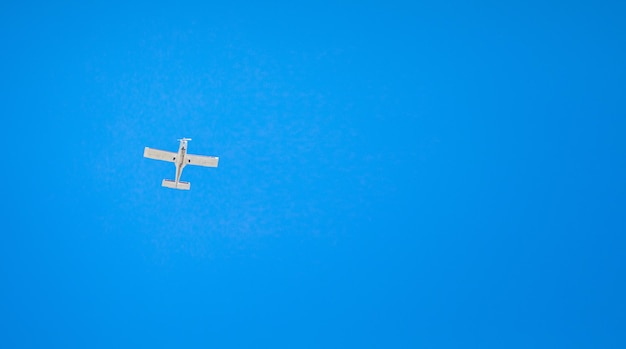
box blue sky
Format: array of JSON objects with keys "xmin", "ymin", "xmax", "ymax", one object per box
[{"xmin": 1, "ymin": 1, "xmax": 625, "ymax": 348}]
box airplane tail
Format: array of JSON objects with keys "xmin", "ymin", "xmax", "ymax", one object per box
[{"xmin": 162, "ymin": 179, "xmax": 191, "ymax": 190}]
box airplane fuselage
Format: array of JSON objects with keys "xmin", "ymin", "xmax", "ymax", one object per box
[{"xmin": 174, "ymin": 140, "xmax": 189, "ymax": 184}]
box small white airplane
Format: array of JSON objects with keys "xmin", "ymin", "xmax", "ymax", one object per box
[{"xmin": 143, "ymin": 138, "xmax": 219, "ymax": 190}]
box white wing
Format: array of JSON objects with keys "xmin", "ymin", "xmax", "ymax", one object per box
[
  {"xmin": 186, "ymin": 153, "xmax": 219, "ymax": 167},
  {"xmin": 144, "ymin": 147, "xmax": 177, "ymax": 162}
]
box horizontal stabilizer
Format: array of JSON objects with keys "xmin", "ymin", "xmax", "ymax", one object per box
[{"xmin": 162, "ymin": 179, "xmax": 190, "ymax": 190}]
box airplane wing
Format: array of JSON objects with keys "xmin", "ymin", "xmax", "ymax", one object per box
[
  {"xmin": 144, "ymin": 147, "xmax": 177, "ymax": 162},
  {"xmin": 186, "ymin": 153, "xmax": 219, "ymax": 167}
]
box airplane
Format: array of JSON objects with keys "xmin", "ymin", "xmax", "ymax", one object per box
[{"xmin": 143, "ymin": 138, "xmax": 219, "ymax": 190}]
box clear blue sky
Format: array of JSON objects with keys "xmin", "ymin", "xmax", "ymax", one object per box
[{"xmin": 1, "ymin": 1, "xmax": 625, "ymax": 348}]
